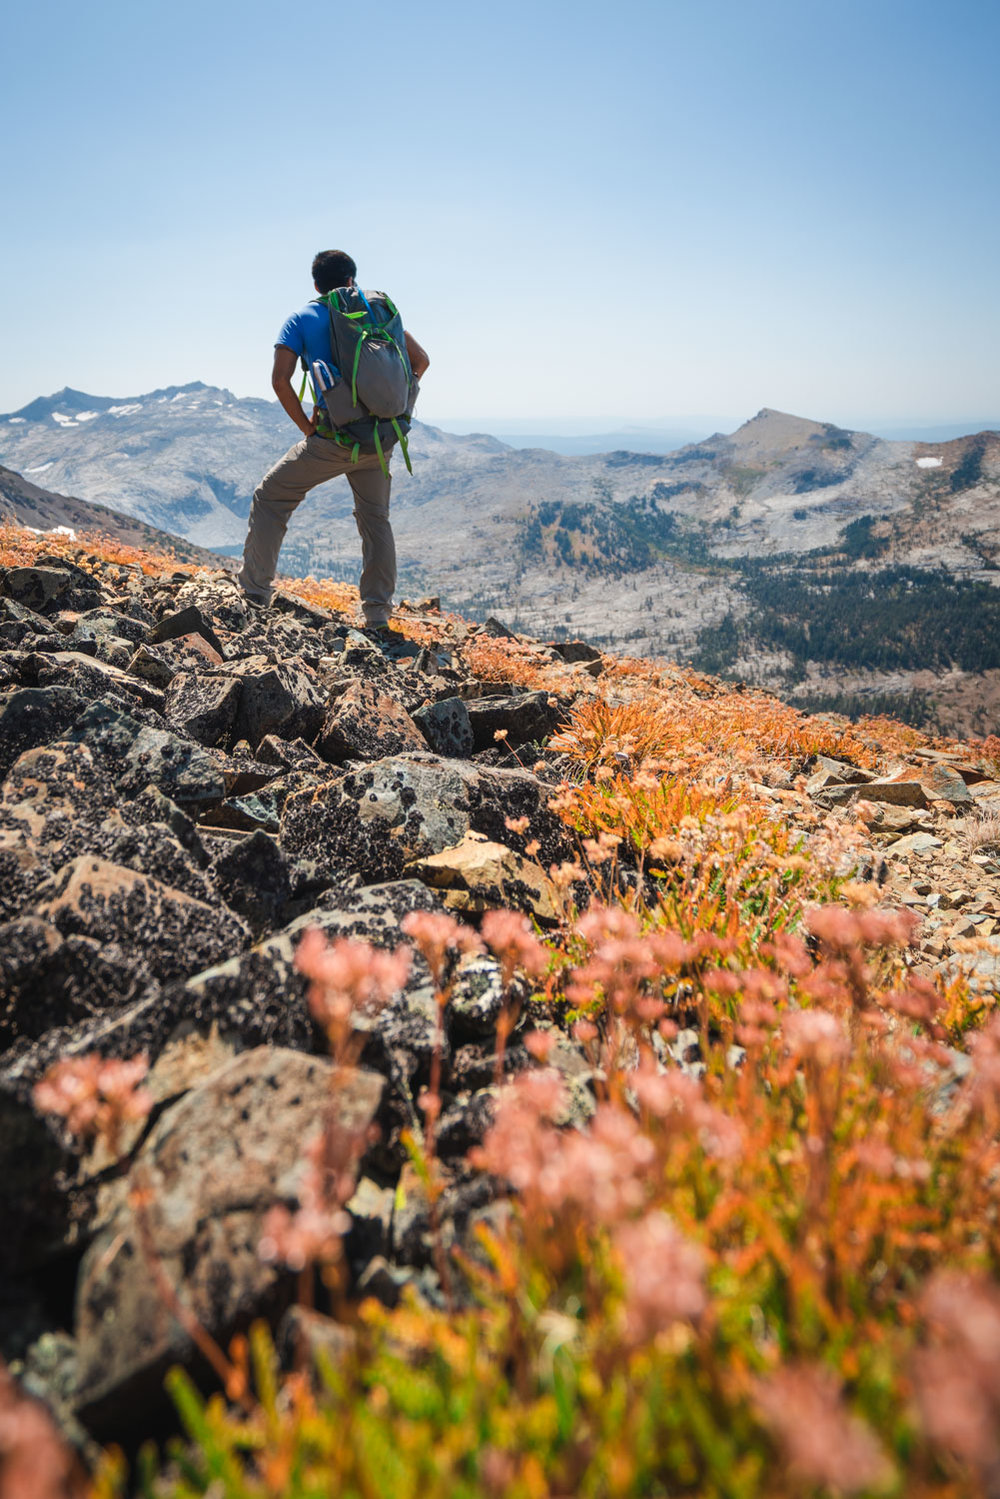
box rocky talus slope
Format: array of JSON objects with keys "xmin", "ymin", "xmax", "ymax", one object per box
[{"xmin": 2, "ymin": 526, "xmax": 1000, "ymax": 1458}]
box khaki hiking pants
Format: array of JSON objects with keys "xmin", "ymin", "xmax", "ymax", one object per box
[{"xmin": 238, "ymin": 433, "xmax": 395, "ymax": 625}]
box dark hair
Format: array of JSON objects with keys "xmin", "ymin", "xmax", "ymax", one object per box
[{"xmin": 311, "ymin": 250, "xmax": 357, "ymax": 293}]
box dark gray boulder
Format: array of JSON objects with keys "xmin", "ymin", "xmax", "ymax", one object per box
[
  {"xmin": 227, "ymin": 659, "xmax": 326, "ymax": 748},
  {"xmin": 256, "ymin": 734, "xmax": 325, "ymax": 772},
  {"xmin": 149, "ymin": 604, "xmax": 225, "ymax": 657},
  {"xmin": 208, "ymin": 831, "xmax": 292, "ymax": 937},
  {"xmin": 316, "ymin": 678, "xmax": 426, "ymax": 764},
  {"xmin": 0, "ymin": 685, "xmax": 87, "ymax": 779},
  {"xmin": 164, "ymin": 671, "xmax": 241, "ymax": 746},
  {"xmin": 551, "ymin": 639, "xmax": 602, "ymax": 663},
  {"xmin": 73, "ymin": 1049, "xmax": 383, "ymax": 1439},
  {"xmin": 32, "ymin": 651, "xmax": 166, "ymax": 712},
  {"xmin": 413, "ymin": 696, "xmax": 475, "ymax": 757},
  {"xmin": 59, "ymin": 700, "xmax": 227, "ymax": 810},
  {"xmin": 466, "ymin": 690, "xmax": 564, "ymax": 751}
]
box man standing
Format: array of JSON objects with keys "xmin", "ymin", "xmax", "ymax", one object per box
[{"xmin": 238, "ymin": 249, "xmax": 429, "ymax": 634}]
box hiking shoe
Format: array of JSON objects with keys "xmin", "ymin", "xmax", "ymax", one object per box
[
  {"xmin": 239, "ymin": 587, "xmax": 269, "ymax": 610},
  {"xmin": 359, "ymin": 623, "xmax": 394, "ymax": 643}
]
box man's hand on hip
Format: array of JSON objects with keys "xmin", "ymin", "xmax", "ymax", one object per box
[{"xmin": 271, "ymin": 344, "xmax": 316, "ymax": 436}]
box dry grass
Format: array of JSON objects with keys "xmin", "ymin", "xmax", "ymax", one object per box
[{"xmin": 966, "ymin": 809, "xmax": 1000, "ymax": 854}]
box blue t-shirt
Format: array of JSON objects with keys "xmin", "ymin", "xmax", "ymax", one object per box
[{"xmin": 276, "ymin": 302, "xmax": 341, "ymax": 409}]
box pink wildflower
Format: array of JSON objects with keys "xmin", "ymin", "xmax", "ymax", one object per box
[
  {"xmin": 523, "ymin": 1030, "xmax": 555, "ymax": 1061},
  {"xmin": 471, "ymin": 1070, "xmax": 569, "ymax": 1197},
  {"xmin": 764, "ymin": 930, "xmax": 813, "ymax": 978},
  {"xmin": 259, "ymin": 1118, "xmax": 364, "ymax": 1274},
  {"xmin": 258, "ymin": 1199, "xmax": 350, "ymax": 1274},
  {"xmin": 33, "ymin": 1054, "xmax": 152, "ymax": 1152},
  {"xmin": 400, "ymin": 910, "xmax": 482, "ymax": 985},
  {"xmin": 882, "ymin": 975, "xmax": 943, "ymax": 1026},
  {"xmin": 912, "ymin": 1270, "xmax": 1000, "ymax": 1472},
  {"xmin": 474, "ymin": 1083, "xmax": 658, "ymax": 1223},
  {"xmin": 734, "ymin": 994, "xmax": 779, "ymax": 1048},
  {"xmin": 807, "ymin": 903, "xmax": 918, "ymax": 952},
  {"xmin": 854, "ymin": 1139, "xmax": 896, "ymax": 1179},
  {"xmin": 754, "ymin": 1364, "xmax": 893, "ymax": 1494},
  {"xmin": 567, "ymin": 906, "xmax": 691, "ymax": 1019},
  {"xmin": 296, "ymin": 930, "xmax": 411, "ymax": 1040},
  {"xmin": 614, "ymin": 1211, "xmax": 707, "ymax": 1342},
  {"xmin": 630, "ymin": 1066, "xmax": 743, "ymax": 1161},
  {"xmin": 0, "ymin": 1359, "xmax": 83, "ymax": 1499},
  {"xmin": 480, "ymin": 909, "xmax": 549, "ymax": 988},
  {"xmin": 782, "ymin": 1007, "xmax": 850, "ymax": 1066},
  {"xmin": 967, "ymin": 1014, "xmax": 1000, "ymax": 1119}
]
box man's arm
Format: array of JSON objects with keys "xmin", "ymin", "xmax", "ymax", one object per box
[
  {"xmin": 272, "ymin": 345, "xmax": 316, "ymax": 437},
  {"xmin": 404, "ymin": 331, "xmax": 430, "ymax": 379}
]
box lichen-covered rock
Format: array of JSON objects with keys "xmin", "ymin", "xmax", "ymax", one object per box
[
  {"xmin": 180, "ymin": 879, "xmax": 441, "ymax": 1020},
  {"xmin": 68, "ymin": 610, "xmax": 150, "ymax": 649},
  {"xmin": 164, "ymin": 671, "xmax": 241, "ymax": 746},
  {"xmin": 208, "ymin": 830, "xmax": 292, "ymax": 937},
  {"xmin": 226, "ymin": 659, "xmax": 326, "ymax": 748},
  {"xmin": 128, "ymin": 631, "xmax": 224, "ymax": 687},
  {"xmin": 99, "ymin": 822, "xmax": 217, "ymax": 903},
  {"xmin": 409, "ymin": 829, "xmax": 562, "ymax": 921},
  {"xmin": 73, "ymin": 1049, "xmax": 383, "ymax": 1437},
  {"xmin": 0, "ymin": 597, "xmax": 55, "ymax": 647},
  {"xmin": 0, "ymin": 685, "xmax": 87, "ymax": 778},
  {"xmin": 59, "ymin": 699, "xmax": 227, "ymax": 810},
  {"xmin": 0, "ymin": 912, "xmax": 157, "ymax": 1053},
  {"xmin": 0, "ymin": 829, "xmax": 53, "ymax": 923},
  {"xmin": 465, "ymin": 690, "xmax": 564, "ymax": 751},
  {"xmin": 168, "ymin": 580, "xmax": 250, "ymax": 636},
  {"xmin": 35, "ymin": 856, "xmax": 249, "ymax": 987},
  {"xmin": 2, "ymin": 566, "xmax": 80, "ymax": 612},
  {"xmin": 200, "ymin": 769, "xmax": 320, "ymax": 834},
  {"xmin": 316, "ymin": 678, "xmax": 426, "ymax": 764},
  {"xmin": 1, "ymin": 741, "xmax": 120, "ymax": 861},
  {"xmin": 413, "ymin": 695, "xmax": 475, "ymax": 757},
  {"xmin": 280, "ymin": 755, "xmax": 474, "ymax": 884},
  {"xmin": 279, "ymin": 753, "xmax": 573, "ymax": 886}
]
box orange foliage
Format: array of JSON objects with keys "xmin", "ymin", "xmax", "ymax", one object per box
[{"xmin": 0, "ymin": 521, "xmax": 197, "ymax": 578}]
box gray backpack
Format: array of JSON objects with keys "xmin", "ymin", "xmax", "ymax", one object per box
[{"xmin": 301, "ymin": 287, "xmax": 419, "ymax": 475}]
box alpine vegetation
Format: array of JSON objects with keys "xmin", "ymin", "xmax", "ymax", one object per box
[{"xmin": 3, "ymin": 521, "xmax": 1000, "ymax": 1497}]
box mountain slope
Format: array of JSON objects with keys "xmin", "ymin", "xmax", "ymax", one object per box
[{"xmin": 0, "ymin": 461, "xmax": 222, "ymax": 565}]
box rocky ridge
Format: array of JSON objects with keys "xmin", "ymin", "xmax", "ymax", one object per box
[
  {"xmin": 5, "ymin": 389, "xmax": 1000, "ymax": 735},
  {"xmin": 2, "ymin": 527, "xmax": 1000, "ymax": 1456}
]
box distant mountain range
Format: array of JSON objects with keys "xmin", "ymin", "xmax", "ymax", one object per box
[{"xmin": 2, "ymin": 385, "xmax": 999, "ymax": 734}]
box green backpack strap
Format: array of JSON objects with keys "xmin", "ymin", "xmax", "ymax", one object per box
[
  {"xmin": 372, "ymin": 421, "xmax": 389, "ymax": 478},
  {"xmin": 390, "ymin": 418, "xmax": 413, "ymax": 474},
  {"xmin": 350, "ymin": 334, "xmax": 365, "ymax": 409}
]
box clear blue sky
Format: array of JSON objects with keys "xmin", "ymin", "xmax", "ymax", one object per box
[{"xmin": 2, "ymin": 0, "xmax": 998, "ymax": 430}]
